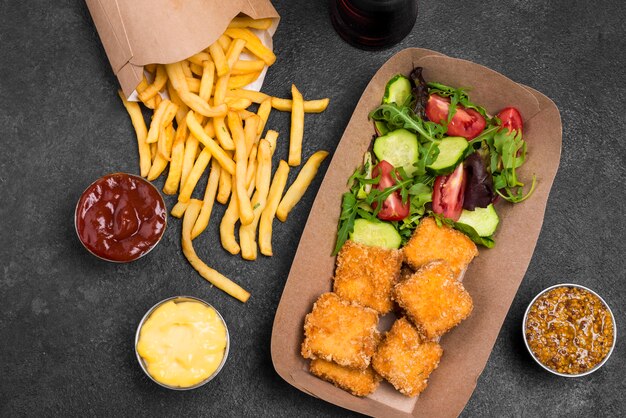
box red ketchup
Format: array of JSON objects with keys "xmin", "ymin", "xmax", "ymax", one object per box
[{"xmin": 75, "ymin": 173, "xmax": 166, "ymax": 262}]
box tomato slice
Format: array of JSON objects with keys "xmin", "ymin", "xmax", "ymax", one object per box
[
  {"xmin": 372, "ymin": 160, "xmax": 410, "ymax": 221},
  {"xmin": 432, "ymin": 163, "xmax": 466, "ymax": 221},
  {"xmin": 425, "ymin": 94, "xmax": 486, "ymax": 140},
  {"xmin": 497, "ymin": 107, "xmax": 523, "ymax": 133}
]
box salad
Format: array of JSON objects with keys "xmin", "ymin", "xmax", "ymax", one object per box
[{"xmin": 334, "ymin": 67, "xmax": 536, "ymax": 254}]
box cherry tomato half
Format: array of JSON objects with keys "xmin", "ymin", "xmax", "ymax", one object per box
[
  {"xmin": 372, "ymin": 160, "xmax": 410, "ymax": 221},
  {"xmin": 425, "ymin": 94, "xmax": 486, "ymax": 140},
  {"xmin": 497, "ymin": 107, "xmax": 523, "ymax": 134},
  {"xmin": 432, "ymin": 163, "xmax": 466, "ymax": 221}
]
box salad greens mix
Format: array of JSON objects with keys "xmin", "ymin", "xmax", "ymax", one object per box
[{"xmin": 333, "ymin": 67, "xmax": 536, "ymax": 255}]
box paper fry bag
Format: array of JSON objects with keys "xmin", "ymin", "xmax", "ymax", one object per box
[{"xmin": 86, "ymin": 0, "xmax": 280, "ymax": 97}]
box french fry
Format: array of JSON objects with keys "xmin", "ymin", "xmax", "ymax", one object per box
[
  {"xmin": 208, "ymin": 42, "xmax": 229, "ymax": 77},
  {"xmin": 167, "ymin": 82, "xmax": 189, "ymax": 124},
  {"xmin": 136, "ymin": 77, "xmax": 156, "ymax": 109},
  {"xmin": 245, "ymin": 143, "xmax": 258, "ymax": 189},
  {"xmin": 259, "ymin": 160, "xmax": 290, "ymax": 256},
  {"xmin": 179, "ymin": 147, "xmax": 212, "ymax": 203},
  {"xmin": 271, "ymin": 97, "xmax": 330, "ymax": 113},
  {"xmin": 238, "ymin": 109, "xmax": 256, "ymax": 119},
  {"xmin": 138, "ymin": 65, "xmax": 167, "ymax": 103},
  {"xmin": 181, "ymin": 133, "xmax": 199, "ymax": 189},
  {"xmin": 213, "ymin": 117, "xmax": 235, "ymax": 150},
  {"xmin": 185, "ymin": 77, "xmax": 201, "ymax": 93},
  {"xmin": 224, "ymin": 28, "xmax": 276, "ymax": 66},
  {"xmin": 276, "ymin": 150, "xmax": 329, "ymax": 221},
  {"xmin": 199, "ymin": 61, "xmax": 215, "ymax": 102},
  {"xmin": 189, "ymin": 62, "xmax": 204, "ymax": 77},
  {"xmin": 171, "ymin": 200, "xmax": 190, "ymax": 218},
  {"xmin": 192, "ymin": 160, "xmax": 221, "ymax": 239},
  {"xmin": 240, "ymin": 140, "xmax": 272, "ymax": 260},
  {"xmin": 164, "ymin": 62, "xmax": 188, "ymax": 93},
  {"xmin": 256, "ymin": 98, "xmax": 272, "ymax": 137},
  {"xmin": 118, "ymin": 90, "xmax": 151, "ymax": 177},
  {"xmin": 203, "ymin": 119, "xmax": 216, "ymax": 138},
  {"xmin": 183, "ymin": 199, "xmax": 250, "ymax": 303},
  {"xmin": 228, "ymin": 17, "xmax": 273, "ymax": 30},
  {"xmin": 147, "ymin": 123, "xmax": 176, "ymax": 181},
  {"xmin": 186, "ymin": 111, "xmax": 236, "ymax": 175},
  {"xmin": 243, "ymin": 115, "xmax": 260, "ymax": 157},
  {"xmin": 226, "ymin": 89, "xmax": 269, "ymax": 104},
  {"xmin": 179, "ymin": 91, "xmax": 228, "ymax": 118},
  {"xmin": 217, "ymin": 169, "xmax": 232, "ymax": 204},
  {"xmin": 214, "ymin": 74, "xmax": 230, "ymax": 106},
  {"xmin": 220, "ymin": 182, "xmax": 241, "ymax": 255},
  {"xmin": 146, "ymin": 99, "xmax": 173, "ymax": 144},
  {"xmin": 144, "ymin": 63, "xmax": 157, "ymax": 74},
  {"xmin": 289, "ymin": 84, "xmax": 304, "ymax": 166},
  {"xmin": 217, "ymin": 34, "xmax": 232, "ymax": 52},
  {"xmin": 226, "ymin": 38, "xmax": 247, "ymax": 69},
  {"xmin": 163, "ymin": 117, "xmax": 187, "ymax": 195},
  {"xmin": 232, "ymin": 59, "xmax": 266, "ymax": 75},
  {"xmin": 227, "ymin": 111, "xmax": 254, "ymax": 225},
  {"xmin": 227, "ymin": 72, "xmax": 261, "ymax": 90},
  {"xmin": 224, "ymin": 97, "xmax": 253, "ymax": 110},
  {"xmin": 264, "ymin": 130, "xmax": 279, "ymax": 157},
  {"xmin": 150, "ymin": 142, "xmax": 157, "ymax": 162},
  {"xmin": 157, "ymin": 124, "xmax": 171, "ymax": 161},
  {"xmin": 188, "ymin": 51, "xmax": 211, "ymax": 66},
  {"xmin": 181, "ymin": 60, "xmax": 193, "ymax": 78}
]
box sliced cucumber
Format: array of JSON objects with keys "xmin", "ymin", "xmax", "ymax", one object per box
[
  {"xmin": 350, "ymin": 218, "xmax": 402, "ymax": 249},
  {"xmin": 382, "ymin": 74, "xmax": 412, "ymax": 106},
  {"xmin": 427, "ymin": 136, "xmax": 469, "ymax": 175},
  {"xmin": 456, "ymin": 204, "xmax": 499, "ymax": 237},
  {"xmin": 373, "ymin": 129, "xmax": 419, "ymax": 176}
]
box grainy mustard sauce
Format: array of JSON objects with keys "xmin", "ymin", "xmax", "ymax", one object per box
[{"xmin": 525, "ymin": 286, "xmax": 614, "ymax": 374}]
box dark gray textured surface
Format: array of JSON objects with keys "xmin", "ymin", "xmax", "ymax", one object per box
[{"xmin": 1, "ymin": 0, "xmax": 625, "ymax": 417}]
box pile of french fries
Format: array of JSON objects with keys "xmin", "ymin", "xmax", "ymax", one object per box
[{"xmin": 118, "ymin": 17, "xmax": 329, "ymax": 303}]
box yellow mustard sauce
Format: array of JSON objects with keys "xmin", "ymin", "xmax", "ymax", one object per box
[{"xmin": 137, "ymin": 300, "xmax": 227, "ymax": 387}]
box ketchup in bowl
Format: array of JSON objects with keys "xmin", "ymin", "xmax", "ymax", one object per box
[{"xmin": 75, "ymin": 173, "xmax": 166, "ymax": 262}]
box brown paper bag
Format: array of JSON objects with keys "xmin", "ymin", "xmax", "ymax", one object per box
[{"xmin": 86, "ymin": 0, "xmax": 280, "ymax": 97}]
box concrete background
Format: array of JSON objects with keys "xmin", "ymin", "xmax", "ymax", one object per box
[{"xmin": 1, "ymin": 0, "xmax": 624, "ymax": 416}]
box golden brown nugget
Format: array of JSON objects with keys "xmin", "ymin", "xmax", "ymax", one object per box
[
  {"xmin": 333, "ymin": 240, "xmax": 403, "ymax": 314},
  {"xmin": 399, "ymin": 265, "xmax": 415, "ymax": 282},
  {"xmin": 403, "ymin": 217, "xmax": 478, "ymax": 278},
  {"xmin": 301, "ymin": 293, "xmax": 379, "ymax": 369},
  {"xmin": 393, "ymin": 260, "xmax": 473, "ymax": 339},
  {"xmin": 372, "ymin": 317, "xmax": 443, "ymax": 397},
  {"xmin": 310, "ymin": 359, "xmax": 381, "ymax": 397}
]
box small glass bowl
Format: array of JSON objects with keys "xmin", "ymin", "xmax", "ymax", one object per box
[
  {"xmin": 135, "ymin": 296, "xmax": 230, "ymax": 390},
  {"xmin": 522, "ymin": 283, "xmax": 616, "ymax": 377}
]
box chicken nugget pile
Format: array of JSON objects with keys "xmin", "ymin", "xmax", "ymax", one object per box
[{"xmin": 301, "ymin": 217, "xmax": 479, "ymax": 397}]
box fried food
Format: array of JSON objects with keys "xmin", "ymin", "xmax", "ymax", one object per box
[
  {"xmin": 393, "ymin": 260, "xmax": 473, "ymax": 339},
  {"xmin": 301, "ymin": 293, "xmax": 379, "ymax": 370},
  {"xmin": 403, "ymin": 217, "xmax": 478, "ymax": 278},
  {"xmin": 372, "ymin": 317, "xmax": 443, "ymax": 397},
  {"xmin": 309, "ymin": 359, "xmax": 381, "ymax": 397},
  {"xmin": 333, "ymin": 240, "xmax": 403, "ymax": 314}
]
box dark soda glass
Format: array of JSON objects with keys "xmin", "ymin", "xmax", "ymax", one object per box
[{"xmin": 330, "ymin": 0, "xmax": 418, "ymax": 50}]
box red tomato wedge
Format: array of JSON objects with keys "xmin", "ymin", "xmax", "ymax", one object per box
[
  {"xmin": 497, "ymin": 107, "xmax": 523, "ymax": 134},
  {"xmin": 372, "ymin": 160, "xmax": 410, "ymax": 221},
  {"xmin": 432, "ymin": 163, "xmax": 466, "ymax": 221},
  {"xmin": 425, "ymin": 94, "xmax": 486, "ymax": 140}
]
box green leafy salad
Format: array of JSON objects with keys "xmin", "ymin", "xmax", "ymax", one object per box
[{"xmin": 333, "ymin": 67, "xmax": 536, "ymax": 255}]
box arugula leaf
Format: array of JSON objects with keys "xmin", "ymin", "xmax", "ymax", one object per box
[
  {"xmin": 426, "ymin": 82, "xmax": 490, "ymax": 119},
  {"xmin": 333, "ymin": 192, "xmax": 358, "ymax": 255},
  {"xmin": 453, "ymin": 222, "xmax": 496, "ymax": 248},
  {"xmin": 369, "ymin": 103, "xmax": 445, "ymax": 143}
]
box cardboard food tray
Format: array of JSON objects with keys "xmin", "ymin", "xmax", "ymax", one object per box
[{"xmin": 271, "ymin": 48, "xmax": 562, "ymax": 418}]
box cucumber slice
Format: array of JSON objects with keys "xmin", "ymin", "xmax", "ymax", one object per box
[
  {"xmin": 350, "ymin": 218, "xmax": 402, "ymax": 249},
  {"xmin": 373, "ymin": 129, "xmax": 419, "ymax": 176},
  {"xmin": 427, "ymin": 136, "xmax": 469, "ymax": 175},
  {"xmin": 382, "ymin": 74, "xmax": 412, "ymax": 106},
  {"xmin": 456, "ymin": 204, "xmax": 499, "ymax": 237}
]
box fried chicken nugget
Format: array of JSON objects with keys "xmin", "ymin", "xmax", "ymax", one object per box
[
  {"xmin": 310, "ymin": 359, "xmax": 381, "ymax": 397},
  {"xmin": 393, "ymin": 260, "xmax": 473, "ymax": 339},
  {"xmin": 372, "ymin": 317, "xmax": 443, "ymax": 397},
  {"xmin": 403, "ymin": 217, "xmax": 478, "ymax": 278},
  {"xmin": 301, "ymin": 293, "xmax": 380, "ymax": 369},
  {"xmin": 333, "ymin": 240, "xmax": 403, "ymax": 314}
]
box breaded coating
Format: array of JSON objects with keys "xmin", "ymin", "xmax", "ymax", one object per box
[
  {"xmin": 310, "ymin": 359, "xmax": 381, "ymax": 397},
  {"xmin": 301, "ymin": 293, "xmax": 380, "ymax": 369},
  {"xmin": 393, "ymin": 260, "xmax": 473, "ymax": 339},
  {"xmin": 372, "ymin": 317, "xmax": 443, "ymax": 397},
  {"xmin": 403, "ymin": 217, "xmax": 478, "ymax": 278},
  {"xmin": 399, "ymin": 265, "xmax": 415, "ymax": 282},
  {"xmin": 333, "ymin": 240, "xmax": 403, "ymax": 314}
]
